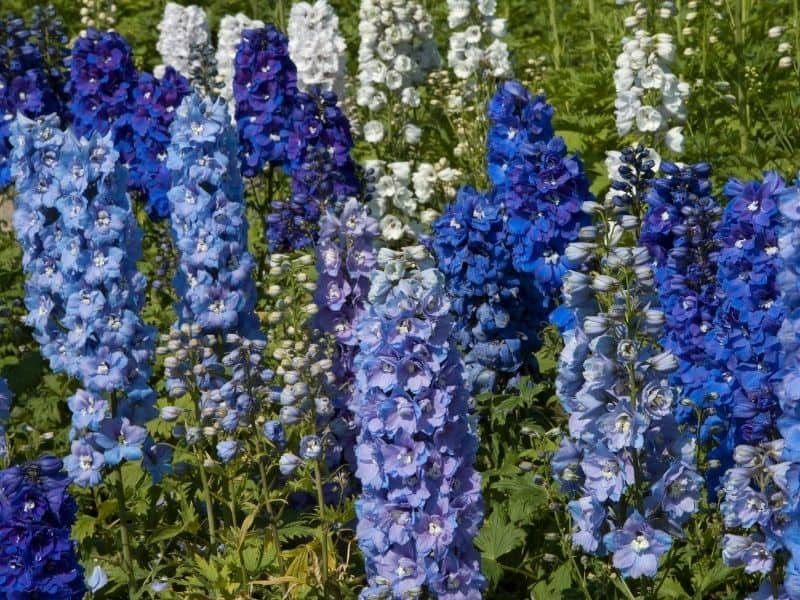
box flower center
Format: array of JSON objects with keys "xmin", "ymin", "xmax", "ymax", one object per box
[{"xmin": 631, "ymin": 533, "xmax": 650, "ymax": 552}]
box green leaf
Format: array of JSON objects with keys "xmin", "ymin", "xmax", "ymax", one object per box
[
  {"xmin": 71, "ymin": 514, "xmax": 96, "ymax": 543},
  {"xmin": 549, "ymin": 563, "xmax": 573, "ymax": 593},
  {"xmin": 147, "ymin": 525, "xmax": 184, "ymax": 545},
  {"xmin": 657, "ymin": 577, "xmax": 691, "ymax": 599},
  {"xmin": 474, "ymin": 508, "xmax": 526, "ymax": 561}
]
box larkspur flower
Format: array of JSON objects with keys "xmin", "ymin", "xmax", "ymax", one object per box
[
  {"xmin": 0, "ymin": 10, "xmax": 68, "ymax": 189},
  {"xmin": 355, "ymin": 0, "xmax": 440, "ymax": 142},
  {"xmin": 446, "ymin": 0, "xmax": 511, "ymax": 79},
  {"xmin": 0, "ymin": 456, "xmax": 85, "ymax": 598},
  {"xmin": 288, "ymin": 1, "xmax": 347, "ymax": 97},
  {"xmin": 613, "ymin": 22, "xmax": 689, "ymax": 151},
  {"xmin": 435, "ymin": 82, "xmax": 590, "ymax": 393},
  {"xmin": 603, "ymin": 510, "xmax": 672, "ymax": 579},
  {"xmin": 216, "ymin": 13, "xmax": 264, "ymax": 114},
  {"xmin": 433, "ymin": 185, "xmax": 541, "ymax": 393},
  {"xmin": 155, "ymin": 3, "xmax": 212, "ymax": 83},
  {"xmin": 10, "ymin": 113, "xmax": 158, "ymax": 485},
  {"xmin": 233, "ymin": 25, "xmax": 301, "ymax": 177},
  {"xmin": 267, "ymin": 88, "xmax": 360, "ymax": 251},
  {"xmin": 350, "ymin": 245, "xmax": 485, "ymax": 598},
  {"xmin": 164, "ymin": 93, "xmax": 270, "ymax": 440},
  {"xmin": 366, "ymin": 159, "xmax": 456, "ymax": 242},
  {"xmin": 167, "ymin": 93, "xmax": 260, "ymax": 340},
  {"xmin": 116, "ymin": 66, "xmax": 191, "ymax": 219},
  {"xmin": 314, "ymin": 199, "xmax": 378, "ymax": 466},
  {"xmin": 66, "ymin": 28, "xmax": 138, "ymax": 140},
  {"xmin": 639, "ymin": 161, "xmax": 722, "ymax": 425},
  {"xmin": 552, "ymin": 144, "xmax": 700, "ymax": 579},
  {"xmin": 702, "ymin": 173, "xmax": 787, "ymax": 492},
  {"xmin": 486, "ymin": 82, "xmax": 592, "ymax": 298}
]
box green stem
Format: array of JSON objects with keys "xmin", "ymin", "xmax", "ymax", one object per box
[
  {"xmin": 254, "ymin": 439, "xmax": 287, "ymax": 573},
  {"xmin": 733, "ymin": 0, "xmax": 749, "ymax": 154},
  {"xmin": 227, "ymin": 475, "xmax": 239, "ymax": 529},
  {"xmin": 197, "ymin": 454, "xmax": 218, "ymax": 550},
  {"xmin": 549, "ymin": 488, "xmax": 592, "ymax": 600},
  {"xmin": 547, "ymin": 0, "xmax": 562, "ymax": 69},
  {"xmin": 588, "ymin": 0, "xmax": 596, "ymax": 65},
  {"xmin": 313, "ymin": 461, "xmax": 330, "ymax": 588},
  {"xmin": 113, "ymin": 469, "xmax": 136, "ymax": 600}
]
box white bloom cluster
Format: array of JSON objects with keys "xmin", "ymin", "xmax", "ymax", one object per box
[
  {"xmin": 613, "ymin": 29, "xmax": 689, "ymax": 153},
  {"xmin": 288, "ymin": 1, "xmax": 347, "ymax": 98},
  {"xmin": 365, "ymin": 159, "xmax": 460, "ymax": 241},
  {"xmin": 79, "ymin": 0, "xmax": 116, "ymax": 32},
  {"xmin": 356, "ymin": 0, "xmax": 441, "ymax": 114},
  {"xmin": 155, "ymin": 2, "xmax": 213, "ymax": 81},
  {"xmin": 446, "ymin": 0, "xmax": 511, "ymax": 79},
  {"xmin": 216, "ymin": 13, "xmax": 264, "ymax": 111}
]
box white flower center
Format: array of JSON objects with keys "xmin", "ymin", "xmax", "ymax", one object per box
[{"xmin": 631, "ymin": 534, "xmax": 650, "ymax": 552}]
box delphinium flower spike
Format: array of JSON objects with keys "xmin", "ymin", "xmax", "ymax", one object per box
[
  {"xmin": 355, "ymin": 0, "xmax": 440, "ymax": 149},
  {"xmin": 638, "ymin": 161, "xmax": 722, "ymax": 425},
  {"xmin": 696, "ymin": 174, "xmax": 793, "ymax": 591},
  {"xmin": 351, "ymin": 245, "xmax": 485, "ymax": 598},
  {"xmin": 0, "ymin": 456, "xmax": 86, "ymax": 598},
  {"xmin": 434, "ymin": 185, "xmax": 541, "ymax": 393},
  {"xmin": 164, "ymin": 93, "xmax": 267, "ymax": 454},
  {"xmin": 613, "ymin": 4, "xmax": 689, "ymax": 153},
  {"xmin": 155, "ymin": 3, "xmax": 213, "ymax": 84},
  {"xmin": 434, "ymin": 81, "xmax": 590, "ymax": 393},
  {"xmin": 487, "ymin": 80, "xmax": 592, "ymax": 307},
  {"xmin": 288, "ymin": 0, "xmax": 347, "ymax": 97},
  {"xmin": 233, "ymin": 25, "xmax": 301, "ymax": 178},
  {"xmin": 66, "ymin": 28, "xmax": 138, "ymax": 140},
  {"xmin": 0, "ymin": 11, "xmax": 69, "ymax": 189},
  {"xmin": 551, "ymin": 144, "xmax": 701, "ymax": 580},
  {"xmin": 267, "ymin": 88, "xmax": 360, "ymax": 252},
  {"xmin": 216, "ymin": 14, "xmax": 264, "ymax": 116},
  {"xmin": 10, "ymin": 113, "xmax": 159, "ymax": 485},
  {"xmin": 116, "ymin": 66, "xmax": 191, "ymax": 219},
  {"xmin": 776, "ymin": 176, "xmax": 800, "ymax": 596},
  {"xmin": 313, "ymin": 198, "xmax": 378, "ymax": 465},
  {"xmin": 701, "ymin": 174, "xmax": 787, "ymax": 490},
  {"xmin": 446, "ymin": 0, "xmax": 511, "ymax": 80}
]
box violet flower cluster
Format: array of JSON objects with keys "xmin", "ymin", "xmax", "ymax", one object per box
[
  {"xmin": 776, "ymin": 177, "xmax": 800, "ymax": 597},
  {"xmin": 0, "ymin": 456, "xmax": 86, "ymax": 598},
  {"xmin": 164, "ymin": 93, "xmax": 267, "ymax": 450},
  {"xmin": 233, "ymin": 25, "xmax": 301, "ymax": 178},
  {"xmin": 351, "ymin": 246, "xmax": 485, "ymax": 599},
  {"xmin": 313, "ymin": 198, "xmax": 378, "ymax": 465},
  {"xmin": 434, "ymin": 81, "xmax": 589, "ymax": 393},
  {"xmin": 487, "ymin": 80, "xmax": 591, "ymax": 303},
  {"xmin": 66, "ymin": 28, "xmax": 192, "ymax": 220},
  {"xmin": 266, "ymin": 88, "xmax": 360, "ymax": 252},
  {"xmin": 552, "ymin": 146, "xmax": 701, "ymax": 580},
  {"xmin": 433, "ymin": 185, "xmax": 541, "ymax": 393},
  {"xmin": 704, "ymin": 174, "xmax": 792, "ymax": 584},
  {"xmin": 116, "ymin": 67, "xmax": 191, "ymax": 219},
  {"xmin": 0, "ymin": 10, "xmax": 69, "ymax": 189},
  {"xmin": 10, "ymin": 114, "xmax": 158, "ymax": 486},
  {"xmin": 66, "ymin": 28, "xmax": 138, "ymax": 140},
  {"xmin": 701, "ymin": 174, "xmax": 787, "ymax": 493},
  {"xmin": 638, "ymin": 161, "xmax": 722, "ymax": 425}
]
